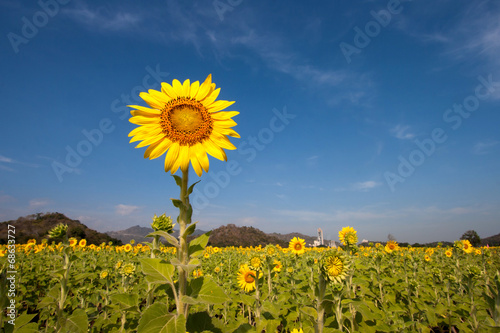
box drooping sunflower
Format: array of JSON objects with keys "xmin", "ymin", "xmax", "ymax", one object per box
[
  {"xmin": 338, "ymin": 226, "xmax": 358, "ymax": 246},
  {"xmin": 128, "ymin": 74, "xmax": 240, "ymax": 176},
  {"xmin": 237, "ymin": 264, "xmax": 258, "ymax": 292},
  {"xmin": 289, "ymin": 237, "xmax": 306, "ymax": 255},
  {"xmin": 321, "ymin": 251, "xmax": 349, "ymax": 283}
]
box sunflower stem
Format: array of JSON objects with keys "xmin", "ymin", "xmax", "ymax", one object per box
[{"xmin": 177, "ymin": 168, "xmax": 190, "ymax": 318}]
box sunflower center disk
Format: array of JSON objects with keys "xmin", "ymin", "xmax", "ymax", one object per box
[
  {"xmin": 244, "ymin": 272, "xmax": 255, "ymax": 283},
  {"xmin": 160, "ymin": 98, "xmax": 213, "ymax": 146}
]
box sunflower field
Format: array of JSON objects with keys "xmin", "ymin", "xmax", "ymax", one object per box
[{"xmin": 1, "ymin": 227, "xmax": 500, "ymax": 333}]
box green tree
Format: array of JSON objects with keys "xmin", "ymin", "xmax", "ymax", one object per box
[{"xmin": 460, "ymin": 230, "xmax": 481, "ymax": 247}]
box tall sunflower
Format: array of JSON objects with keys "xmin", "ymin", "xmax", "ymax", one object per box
[
  {"xmin": 289, "ymin": 237, "xmax": 306, "ymax": 255},
  {"xmin": 237, "ymin": 264, "xmax": 258, "ymax": 292},
  {"xmin": 128, "ymin": 74, "xmax": 240, "ymax": 176},
  {"xmin": 338, "ymin": 226, "xmax": 358, "ymax": 246}
]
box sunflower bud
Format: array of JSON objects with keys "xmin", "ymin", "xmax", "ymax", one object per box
[
  {"xmin": 48, "ymin": 224, "xmax": 68, "ymax": 239},
  {"xmin": 151, "ymin": 214, "xmax": 174, "ymax": 233}
]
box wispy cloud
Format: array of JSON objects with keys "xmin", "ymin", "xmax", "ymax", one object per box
[
  {"xmin": 29, "ymin": 199, "xmax": 50, "ymax": 208},
  {"xmin": 115, "ymin": 204, "xmax": 140, "ymax": 216},
  {"xmin": 352, "ymin": 181, "xmax": 381, "ymax": 192},
  {"xmin": 390, "ymin": 124, "xmax": 414, "ymax": 140},
  {"xmin": 473, "ymin": 140, "xmax": 499, "ymax": 155},
  {"xmin": 63, "ymin": 4, "xmax": 141, "ymax": 32}
]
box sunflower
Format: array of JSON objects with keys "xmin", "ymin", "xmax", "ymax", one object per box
[
  {"xmin": 385, "ymin": 240, "xmax": 398, "ymax": 253},
  {"xmin": 100, "ymin": 270, "xmax": 109, "ymax": 279},
  {"xmin": 123, "ymin": 244, "xmax": 133, "ymax": 252},
  {"xmin": 445, "ymin": 249, "xmax": 453, "ymax": 258},
  {"xmin": 291, "ymin": 329, "xmax": 304, "ymax": 333},
  {"xmin": 289, "ymin": 237, "xmax": 306, "ymax": 255},
  {"xmin": 237, "ymin": 264, "xmax": 258, "ymax": 292},
  {"xmin": 424, "ymin": 254, "xmax": 431, "ymax": 262},
  {"xmin": 249, "ymin": 255, "xmax": 263, "ymax": 271},
  {"xmin": 120, "ymin": 263, "xmax": 136, "ymax": 277},
  {"xmin": 461, "ymin": 240, "xmax": 474, "ymax": 254},
  {"xmin": 273, "ymin": 260, "xmax": 282, "ymax": 272},
  {"xmin": 78, "ymin": 239, "xmax": 87, "ymax": 248},
  {"xmin": 321, "ymin": 251, "xmax": 349, "ymax": 283},
  {"xmin": 338, "ymin": 226, "xmax": 358, "ymax": 246},
  {"xmin": 128, "ymin": 74, "xmax": 240, "ymax": 176}
]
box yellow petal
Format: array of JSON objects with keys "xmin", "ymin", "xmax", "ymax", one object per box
[
  {"xmin": 135, "ymin": 134, "xmax": 164, "ymax": 148},
  {"xmin": 128, "ymin": 105, "xmax": 162, "ymax": 114},
  {"xmin": 202, "ymin": 88, "xmax": 220, "ymax": 105},
  {"xmin": 172, "ymin": 79, "xmax": 184, "ymax": 96},
  {"xmin": 148, "ymin": 89, "xmax": 171, "ymax": 104},
  {"xmin": 148, "ymin": 139, "xmax": 172, "ymax": 159},
  {"xmin": 210, "ymin": 111, "xmax": 239, "ymax": 120},
  {"xmin": 129, "ymin": 127, "xmax": 163, "ymax": 143},
  {"xmin": 195, "ymin": 74, "xmax": 212, "ymax": 100},
  {"xmin": 143, "ymin": 139, "xmax": 164, "ymax": 158},
  {"xmin": 128, "ymin": 124, "xmax": 158, "ymax": 137},
  {"xmin": 182, "ymin": 79, "xmax": 191, "ymax": 97},
  {"xmin": 190, "ymin": 81, "xmax": 200, "ymax": 99},
  {"xmin": 130, "ymin": 109, "xmax": 161, "ymax": 117},
  {"xmin": 211, "ymin": 133, "xmax": 236, "ymax": 150},
  {"xmin": 202, "ymin": 139, "xmax": 227, "ymax": 161},
  {"xmin": 164, "ymin": 143, "xmax": 180, "ymax": 173},
  {"xmin": 213, "ymin": 126, "xmax": 241, "ymax": 138},
  {"xmin": 213, "ymin": 118, "xmax": 237, "ymax": 128},
  {"xmin": 129, "ymin": 116, "xmax": 160, "ymax": 125},
  {"xmin": 190, "ymin": 155, "xmax": 203, "ymax": 177},
  {"xmin": 193, "ymin": 143, "xmax": 209, "ymax": 172},
  {"xmin": 139, "ymin": 92, "xmax": 164, "ymax": 109},
  {"xmin": 161, "ymin": 82, "xmax": 177, "ymax": 99},
  {"xmin": 207, "ymin": 100, "xmax": 235, "ymax": 112},
  {"xmin": 178, "ymin": 145, "xmax": 190, "ymax": 172}
]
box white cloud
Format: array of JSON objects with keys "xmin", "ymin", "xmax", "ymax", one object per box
[
  {"xmin": 29, "ymin": 199, "xmax": 50, "ymax": 208},
  {"xmin": 115, "ymin": 204, "xmax": 140, "ymax": 216},
  {"xmin": 352, "ymin": 181, "xmax": 380, "ymax": 192},
  {"xmin": 0, "ymin": 155, "xmax": 13, "ymax": 163},
  {"xmin": 390, "ymin": 124, "xmax": 415, "ymax": 140},
  {"xmin": 473, "ymin": 140, "xmax": 499, "ymax": 155}
]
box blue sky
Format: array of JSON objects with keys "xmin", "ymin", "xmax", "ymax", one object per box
[{"xmin": 1, "ymin": 0, "xmax": 499, "ymax": 244}]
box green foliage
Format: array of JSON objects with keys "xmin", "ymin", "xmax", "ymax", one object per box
[{"xmin": 461, "ymin": 230, "xmax": 482, "ymax": 247}]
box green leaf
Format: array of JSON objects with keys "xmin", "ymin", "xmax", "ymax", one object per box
[
  {"xmin": 187, "ymin": 180, "xmax": 201, "ymax": 196},
  {"xmin": 300, "ymin": 306, "xmax": 318, "ymax": 320},
  {"xmin": 5, "ymin": 313, "xmax": 38, "ymax": 333},
  {"xmin": 187, "ymin": 276, "xmax": 229, "ymax": 304},
  {"xmin": 188, "ymin": 231, "xmax": 211, "ymax": 258},
  {"xmin": 110, "ymin": 293, "xmax": 139, "ymax": 311},
  {"xmin": 63, "ymin": 309, "xmax": 88, "ymax": 333},
  {"xmin": 171, "ymin": 198, "xmax": 186, "ymax": 210},
  {"xmin": 172, "ymin": 175, "xmax": 182, "ymax": 187},
  {"xmin": 137, "ymin": 303, "xmax": 177, "ymax": 333},
  {"xmin": 146, "ymin": 231, "xmax": 179, "ymax": 248},
  {"xmin": 140, "ymin": 258, "xmax": 175, "ymax": 285},
  {"xmin": 37, "ymin": 284, "xmax": 60, "ymax": 309},
  {"xmin": 183, "ymin": 221, "xmax": 197, "ymax": 237}
]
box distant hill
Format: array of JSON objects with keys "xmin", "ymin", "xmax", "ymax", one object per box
[
  {"xmin": 481, "ymin": 233, "xmax": 500, "ymax": 246},
  {"xmin": 0, "ymin": 212, "xmax": 122, "ymax": 245},
  {"xmin": 208, "ymin": 224, "xmax": 289, "ymax": 247},
  {"xmin": 106, "ymin": 225, "xmax": 206, "ymax": 244}
]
